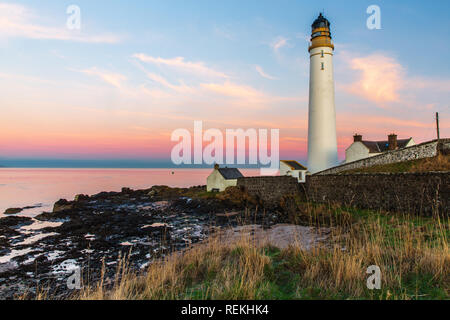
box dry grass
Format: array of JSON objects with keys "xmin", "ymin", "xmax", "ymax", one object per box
[
  {"xmin": 345, "ymin": 154, "xmax": 450, "ymax": 174},
  {"xmin": 77, "ymin": 204, "xmax": 449, "ymax": 300},
  {"xmin": 412, "ymin": 154, "xmax": 450, "ymax": 172},
  {"xmin": 283, "ymin": 212, "xmax": 449, "ymax": 299},
  {"xmin": 79, "ymin": 236, "xmax": 271, "ymax": 300}
]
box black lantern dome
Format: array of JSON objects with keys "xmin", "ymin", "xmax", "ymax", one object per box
[
  {"xmin": 312, "ymin": 13, "xmax": 330, "ymax": 30},
  {"xmin": 309, "ymin": 13, "xmax": 334, "ymax": 52}
]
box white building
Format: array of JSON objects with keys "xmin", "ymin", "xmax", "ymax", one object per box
[
  {"xmin": 307, "ymin": 13, "xmax": 339, "ymax": 174},
  {"xmin": 206, "ymin": 165, "xmax": 244, "ymax": 192},
  {"xmin": 346, "ymin": 134, "xmax": 415, "ymax": 163},
  {"xmin": 280, "ymin": 160, "xmax": 308, "ymax": 183}
]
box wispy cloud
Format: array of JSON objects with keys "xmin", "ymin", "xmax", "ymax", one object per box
[
  {"xmin": 78, "ymin": 67, "xmax": 127, "ymax": 89},
  {"xmin": 73, "ymin": 63, "xmax": 277, "ymax": 112},
  {"xmin": 143, "ymin": 70, "xmax": 195, "ymax": 94},
  {"xmin": 0, "ymin": 71, "xmax": 59, "ymax": 85},
  {"xmin": 132, "ymin": 54, "xmax": 228, "ymax": 78},
  {"xmin": 201, "ymin": 81, "xmax": 266, "ymax": 101},
  {"xmin": 271, "ymin": 36, "xmax": 290, "ymax": 52},
  {"xmin": 73, "ymin": 66, "xmax": 172, "ymax": 100},
  {"xmin": 0, "ymin": 3, "xmax": 121, "ymax": 43},
  {"xmin": 255, "ymin": 65, "xmax": 278, "ymax": 80},
  {"xmin": 339, "ymin": 113, "xmax": 441, "ymax": 130}
]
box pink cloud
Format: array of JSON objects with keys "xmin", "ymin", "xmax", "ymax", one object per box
[
  {"xmin": 343, "ymin": 54, "xmax": 405, "ymax": 105},
  {"xmin": 132, "ymin": 54, "xmax": 228, "ymax": 79},
  {"xmin": 201, "ymin": 82, "xmax": 265, "ymax": 100},
  {"xmin": 79, "ymin": 67, "xmax": 127, "ymax": 89}
]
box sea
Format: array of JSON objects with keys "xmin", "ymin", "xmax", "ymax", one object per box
[{"xmin": 0, "ymin": 168, "xmax": 261, "ymax": 218}]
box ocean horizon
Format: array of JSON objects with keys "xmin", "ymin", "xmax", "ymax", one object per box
[
  {"xmin": 0, "ymin": 168, "xmax": 263, "ymax": 216},
  {"xmin": 0, "ymin": 158, "xmax": 280, "ymax": 169}
]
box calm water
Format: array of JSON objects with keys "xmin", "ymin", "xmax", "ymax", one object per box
[{"xmin": 0, "ymin": 168, "xmax": 261, "ymax": 217}]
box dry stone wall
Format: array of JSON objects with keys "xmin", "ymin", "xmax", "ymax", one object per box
[
  {"xmin": 237, "ymin": 176, "xmax": 299, "ymax": 203},
  {"xmin": 305, "ymin": 172, "xmax": 449, "ymax": 216},
  {"xmin": 317, "ymin": 139, "xmax": 449, "ymax": 175}
]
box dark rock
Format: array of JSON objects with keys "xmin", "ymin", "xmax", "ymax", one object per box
[
  {"xmin": 74, "ymin": 194, "xmax": 90, "ymax": 202},
  {"xmin": 53, "ymin": 199, "xmax": 74, "ymax": 212},
  {"xmin": 23, "ymin": 204, "xmax": 43, "ymax": 210},
  {"xmin": 91, "ymin": 191, "xmax": 119, "ymax": 200},
  {"xmin": 121, "ymin": 187, "xmax": 133, "ymax": 194},
  {"xmin": 0, "ymin": 184, "xmax": 283, "ymax": 300},
  {"xmin": 3, "ymin": 208, "xmax": 23, "ymax": 215},
  {"xmin": 0, "ymin": 216, "xmax": 33, "ymax": 227}
]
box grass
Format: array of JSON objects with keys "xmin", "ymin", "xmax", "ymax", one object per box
[
  {"xmin": 343, "ymin": 154, "xmax": 450, "ymax": 174},
  {"xmin": 76, "ymin": 203, "xmax": 449, "ymax": 300}
]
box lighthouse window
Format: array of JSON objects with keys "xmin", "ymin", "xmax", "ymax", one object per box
[
  {"xmin": 321, "ymin": 50, "xmax": 324, "ymax": 57},
  {"xmin": 321, "ymin": 62, "xmax": 324, "ymax": 70}
]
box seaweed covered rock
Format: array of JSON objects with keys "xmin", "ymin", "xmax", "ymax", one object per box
[
  {"xmin": 53, "ymin": 199, "xmax": 74, "ymax": 213},
  {"xmin": 74, "ymin": 194, "xmax": 90, "ymax": 202},
  {"xmin": 3, "ymin": 208, "xmax": 23, "ymax": 215}
]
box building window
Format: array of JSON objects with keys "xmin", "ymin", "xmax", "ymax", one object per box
[
  {"xmin": 321, "ymin": 50, "xmax": 324, "ymax": 57},
  {"xmin": 321, "ymin": 62, "xmax": 324, "ymax": 70}
]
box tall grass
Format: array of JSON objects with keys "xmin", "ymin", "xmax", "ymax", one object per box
[
  {"xmin": 412, "ymin": 154, "xmax": 450, "ymax": 172},
  {"xmin": 79, "ymin": 236, "xmax": 271, "ymax": 300},
  {"xmin": 77, "ymin": 204, "xmax": 449, "ymax": 300},
  {"xmin": 345, "ymin": 154, "xmax": 450, "ymax": 174}
]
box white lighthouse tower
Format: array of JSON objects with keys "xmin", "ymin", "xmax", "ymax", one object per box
[{"xmin": 307, "ymin": 13, "xmax": 339, "ymax": 174}]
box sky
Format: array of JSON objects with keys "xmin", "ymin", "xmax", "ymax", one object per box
[{"xmin": 0, "ymin": 0, "xmax": 449, "ymax": 167}]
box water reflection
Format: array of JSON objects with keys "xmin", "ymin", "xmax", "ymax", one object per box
[{"xmin": 0, "ymin": 168, "xmax": 261, "ymax": 217}]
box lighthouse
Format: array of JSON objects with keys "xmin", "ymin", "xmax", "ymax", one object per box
[{"xmin": 307, "ymin": 13, "xmax": 339, "ymax": 174}]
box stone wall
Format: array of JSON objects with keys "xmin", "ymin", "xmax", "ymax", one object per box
[
  {"xmin": 316, "ymin": 139, "xmax": 449, "ymax": 175},
  {"xmin": 237, "ymin": 176, "xmax": 299, "ymax": 204},
  {"xmin": 438, "ymin": 139, "xmax": 450, "ymax": 155},
  {"xmin": 305, "ymin": 172, "xmax": 449, "ymax": 216}
]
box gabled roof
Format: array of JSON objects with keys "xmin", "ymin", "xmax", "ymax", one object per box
[
  {"xmin": 218, "ymin": 168, "xmax": 244, "ymax": 180},
  {"xmin": 361, "ymin": 138, "xmax": 413, "ymax": 153},
  {"xmin": 280, "ymin": 160, "xmax": 307, "ymax": 171}
]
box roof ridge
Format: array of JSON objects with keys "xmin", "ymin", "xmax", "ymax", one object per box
[
  {"xmin": 281, "ymin": 160, "xmax": 307, "ymax": 170},
  {"xmin": 217, "ymin": 167, "xmax": 244, "ymax": 180}
]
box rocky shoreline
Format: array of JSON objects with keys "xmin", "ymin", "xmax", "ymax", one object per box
[{"xmin": 0, "ymin": 185, "xmax": 288, "ymax": 300}]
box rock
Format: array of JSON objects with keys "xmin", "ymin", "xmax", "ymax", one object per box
[
  {"xmin": 0, "ymin": 216, "xmax": 26, "ymax": 246},
  {"xmin": 53, "ymin": 199, "xmax": 73, "ymax": 213},
  {"xmin": 1, "ymin": 184, "xmax": 282, "ymax": 300},
  {"xmin": 0, "ymin": 216, "xmax": 33, "ymax": 227},
  {"xmin": 92, "ymin": 191, "xmax": 119, "ymax": 200},
  {"xmin": 122, "ymin": 187, "xmax": 133, "ymax": 194},
  {"xmin": 3, "ymin": 208, "xmax": 23, "ymax": 215},
  {"xmin": 74, "ymin": 194, "xmax": 90, "ymax": 202},
  {"xmin": 23, "ymin": 204, "xmax": 43, "ymax": 210}
]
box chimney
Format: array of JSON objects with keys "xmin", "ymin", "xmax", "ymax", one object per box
[
  {"xmin": 353, "ymin": 134, "xmax": 363, "ymax": 142},
  {"xmin": 214, "ymin": 164, "xmax": 220, "ymax": 170},
  {"xmin": 388, "ymin": 134, "xmax": 398, "ymax": 150}
]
